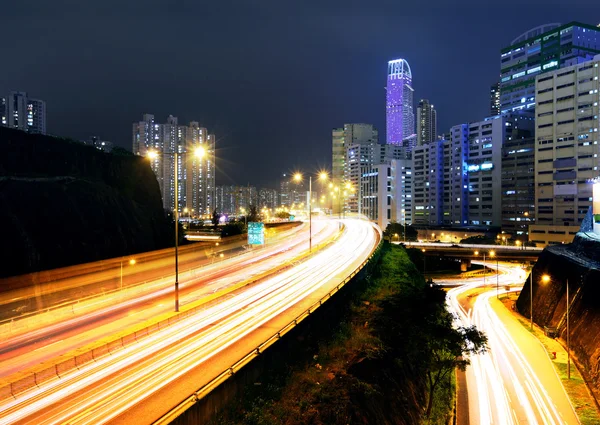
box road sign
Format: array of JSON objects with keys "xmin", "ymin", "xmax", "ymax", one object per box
[
  {"xmin": 248, "ymin": 222, "xmax": 265, "ymax": 245},
  {"xmin": 289, "ymin": 215, "xmax": 295, "ymax": 221}
]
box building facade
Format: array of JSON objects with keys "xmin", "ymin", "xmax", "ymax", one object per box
[
  {"xmin": 532, "ymin": 56, "xmax": 600, "ymax": 246},
  {"xmin": 133, "ymin": 114, "xmax": 216, "ymax": 216},
  {"xmin": 417, "ymin": 99, "xmax": 437, "ymax": 146},
  {"xmin": 1, "ymin": 91, "xmax": 46, "ymax": 134},
  {"xmin": 500, "ymin": 22, "xmax": 600, "ymax": 114},
  {"xmin": 360, "ymin": 159, "xmax": 412, "ymax": 230},
  {"xmin": 501, "ymin": 135, "xmax": 535, "ymax": 237},
  {"xmin": 386, "ymin": 59, "xmax": 415, "ymax": 146},
  {"xmin": 490, "ymin": 82, "xmax": 501, "ymax": 115}
]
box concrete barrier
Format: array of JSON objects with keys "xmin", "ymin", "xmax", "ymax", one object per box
[
  {"xmin": 75, "ymin": 350, "xmax": 94, "ymax": 369},
  {"xmin": 34, "ymin": 366, "xmax": 59, "ymax": 387},
  {"xmin": 11, "ymin": 375, "xmax": 37, "ymax": 396},
  {"xmin": 56, "ymin": 358, "xmax": 77, "ymax": 377}
]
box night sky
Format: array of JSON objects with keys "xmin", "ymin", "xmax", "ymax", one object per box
[{"xmin": 3, "ymin": 1, "xmax": 600, "ymax": 187}]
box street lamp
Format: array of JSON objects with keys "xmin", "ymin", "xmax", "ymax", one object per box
[
  {"xmin": 148, "ymin": 146, "xmax": 205, "ymax": 312},
  {"xmin": 474, "ymin": 250, "xmax": 487, "ymax": 286},
  {"xmin": 293, "ymin": 171, "xmax": 327, "ymax": 253},
  {"xmin": 541, "ymin": 273, "xmax": 571, "ymax": 379},
  {"xmin": 422, "ymin": 248, "xmax": 427, "ymax": 280},
  {"xmin": 240, "ymin": 207, "xmax": 247, "ymax": 227},
  {"xmin": 120, "ymin": 258, "xmax": 136, "ymax": 290},
  {"xmin": 490, "ymin": 250, "xmax": 498, "ymax": 298},
  {"xmin": 401, "ymin": 208, "xmax": 407, "ymax": 242}
]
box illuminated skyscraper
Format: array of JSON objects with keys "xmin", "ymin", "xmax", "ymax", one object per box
[{"xmin": 386, "ymin": 59, "xmax": 415, "ymax": 147}]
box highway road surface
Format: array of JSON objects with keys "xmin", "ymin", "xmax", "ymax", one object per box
[
  {"xmin": 447, "ymin": 262, "xmax": 579, "ymax": 425},
  {"xmin": 0, "ymin": 218, "xmax": 380, "ymax": 424}
]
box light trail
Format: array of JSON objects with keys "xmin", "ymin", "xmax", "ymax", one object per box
[
  {"xmin": 0, "ymin": 218, "xmax": 380, "ymax": 424},
  {"xmin": 447, "ymin": 262, "xmax": 579, "ymax": 425}
]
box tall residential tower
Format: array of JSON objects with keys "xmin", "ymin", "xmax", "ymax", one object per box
[{"xmin": 417, "ymin": 99, "xmax": 437, "ymax": 146}]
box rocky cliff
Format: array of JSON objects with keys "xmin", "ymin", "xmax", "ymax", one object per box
[
  {"xmin": 516, "ymin": 232, "xmax": 600, "ymax": 398},
  {"xmin": 0, "ymin": 127, "xmax": 172, "ymax": 279}
]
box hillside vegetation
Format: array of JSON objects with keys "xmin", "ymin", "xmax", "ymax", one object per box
[
  {"xmin": 212, "ymin": 244, "xmax": 486, "ymax": 425},
  {"xmin": 0, "ymin": 127, "xmax": 172, "ymax": 279}
]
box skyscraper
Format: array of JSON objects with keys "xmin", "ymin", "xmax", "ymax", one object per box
[
  {"xmin": 490, "ymin": 82, "xmax": 500, "ymax": 115},
  {"xmin": 133, "ymin": 114, "xmax": 216, "ymax": 215},
  {"xmin": 530, "ymin": 56, "xmax": 600, "ymax": 246},
  {"xmin": 416, "ymin": 99, "xmax": 437, "ymax": 146},
  {"xmin": 386, "ymin": 58, "xmax": 415, "ymax": 147},
  {"xmin": 499, "ymin": 22, "xmax": 600, "ymax": 114},
  {"xmin": 1, "ymin": 91, "xmax": 46, "ymax": 135}
]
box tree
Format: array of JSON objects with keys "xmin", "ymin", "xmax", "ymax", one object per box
[
  {"xmin": 383, "ymin": 221, "xmax": 418, "ymax": 242},
  {"xmin": 211, "ymin": 209, "xmax": 220, "ymax": 227},
  {"xmin": 424, "ymin": 321, "xmax": 487, "ymax": 417},
  {"xmin": 373, "ymin": 283, "xmax": 487, "ymax": 419},
  {"xmin": 459, "ymin": 235, "xmax": 497, "ymax": 245},
  {"xmin": 247, "ymin": 205, "xmax": 260, "ymax": 223},
  {"xmin": 275, "ymin": 211, "xmax": 291, "ymax": 219}
]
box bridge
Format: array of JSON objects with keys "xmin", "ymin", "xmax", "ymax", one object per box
[
  {"xmin": 396, "ymin": 241, "xmax": 543, "ymax": 263},
  {"xmin": 0, "ymin": 218, "xmax": 381, "ymax": 424}
]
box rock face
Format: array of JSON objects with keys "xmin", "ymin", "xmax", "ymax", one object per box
[
  {"xmin": 0, "ymin": 127, "xmax": 172, "ymax": 279},
  {"xmin": 516, "ymin": 233, "xmax": 600, "ymax": 396}
]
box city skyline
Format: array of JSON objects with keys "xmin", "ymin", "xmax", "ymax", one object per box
[{"xmin": 3, "ymin": 3, "xmax": 600, "ymax": 187}]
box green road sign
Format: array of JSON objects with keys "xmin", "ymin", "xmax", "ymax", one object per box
[{"xmin": 248, "ymin": 222, "xmax": 265, "ymax": 245}]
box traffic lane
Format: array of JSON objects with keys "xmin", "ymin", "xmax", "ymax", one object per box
[
  {"xmin": 3, "ymin": 220, "xmax": 377, "ymax": 424},
  {"xmin": 0, "ymin": 222, "xmax": 336, "ymax": 376}
]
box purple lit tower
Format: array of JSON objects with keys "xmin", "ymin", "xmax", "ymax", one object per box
[{"xmin": 386, "ymin": 59, "xmax": 415, "ymax": 148}]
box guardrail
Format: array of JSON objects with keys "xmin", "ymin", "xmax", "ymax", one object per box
[
  {"xmin": 0, "ymin": 223, "xmax": 345, "ymax": 402},
  {"xmin": 152, "ymin": 224, "xmax": 383, "ymax": 425}
]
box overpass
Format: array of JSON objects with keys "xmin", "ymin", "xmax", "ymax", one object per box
[
  {"xmin": 0, "ymin": 218, "xmax": 381, "ymax": 424},
  {"xmin": 395, "ymin": 241, "xmax": 543, "ymax": 263}
]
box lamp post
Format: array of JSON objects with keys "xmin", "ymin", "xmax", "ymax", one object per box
[
  {"xmin": 120, "ymin": 258, "xmax": 136, "ymax": 290},
  {"xmin": 529, "ymin": 266, "xmax": 533, "ymax": 331},
  {"xmin": 542, "ymin": 274, "xmax": 570, "ymax": 379},
  {"xmin": 422, "ymin": 248, "xmax": 427, "ymax": 280},
  {"xmin": 294, "ymin": 171, "xmax": 328, "ymax": 253},
  {"xmin": 403, "ymin": 212, "xmax": 407, "ymax": 242},
  {"xmin": 490, "ymin": 250, "xmax": 498, "ymax": 298},
  {"xmin": 148, "ymin": 146, "xmax": 205, "ymax": 312}
]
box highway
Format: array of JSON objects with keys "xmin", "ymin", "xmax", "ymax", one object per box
[
  {"xmin": 0, "ymin": 218, "xmax": 380, "ymax": 424},
  {"xmin": 447, "ymin": 262, "xmax": 578, "ymax": 424},
  {"xmin": 0, "ymin": 221, "xmax": 332, "ymax": 376}
]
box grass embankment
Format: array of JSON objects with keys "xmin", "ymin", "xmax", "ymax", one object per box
[
  {"xmin": 211, "ymin": 243, "xmax": 456, "ymax": 425},
  {"xmin": 501, "ymin": 292, "xmax": 600, "ymax": 425}
]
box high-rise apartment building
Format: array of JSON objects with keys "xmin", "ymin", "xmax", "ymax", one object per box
[
  {"xmin": 133, "ymin": 114, "xmax": 215, "ymax": 215},
  {"xmin": 331, "ymin": 124, "xmax": 379, "ymax": 214},
  {"xmin": 412, "ymin": 113, "xmax": 533, "ymax": 228},
  {"xmin": 1, "ymin": 92, "xmax": 46, "ymax": 134},
  {"xmin": 499, "ymin": 22, "xmax": 600, "ymax": 114},
  {"xmin": 259, "ymin": 188, "xmax": 278, "ymax": 210},
  {"xmin": 412, "ymin": 139, "xmax": 445, "ymax": 226},
  {"xmin": 214, "ymin": 185, "xmax": 258, "ymax": 216},
  {"xmin": 490, "ymin": 82, "xmax": 501, "ymax": 115},
  {"xmin": 360, "ymin": 159, "xmax": 412, "ymax": 230},
  {"xmin": 416, "ymin": 99, "xmax": 437, "ymax": 146},
  {"xmin": 1, "ymin": 97, "xmax": 6, "ymax": 126},
  {"xmin": 386, "ymin": 59, "xmax": 415, "ymax": 147},
  {"xmin": 530, "ymin": 56, "xmax": 600, "ymax": 246}
]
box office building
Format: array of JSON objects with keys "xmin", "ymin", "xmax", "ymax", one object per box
[
  {"xmin": 386, "ymin": 59, "xmax": 415, "ymax": 146},
  {"xmin": 500, "ymin": 22, "xmax": 600, "ymax": 114},
  {"xmin": 133, "ymin": 114, "xmax": 216, "ymax": 216},
  {"xmin": 361, "ymin": 159, "xmax": 412, "ymax": 230},
  {"xmin": 501, "ymin": 135, "xmax": 535, "ymax": 237},
  {"xmin": 417, "ymin": 99, "xmax": 437, "ymax": 146},
  {"xmin": 490, "ymin": 82, "xmax": 501, "ymax": 115},
  {"xmin": 1, "ymin": 91, "xmax": 46, "ymax": 135},
  {"xmin": 531, "ymin": 56, "xmax": 600, "ymax": 246}
]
